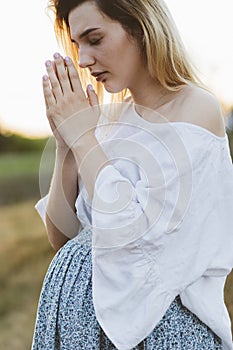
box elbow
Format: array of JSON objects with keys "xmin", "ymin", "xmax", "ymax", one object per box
[
  {"xmin": 47, "ymin": 228, "xmax": 69, "ymax": 252},
  {"xmin": 49, "ymin": 237, "xmax": 68, "ymax": 252},
  {"xmin": 45, "ymin": 214, "xmax": 69, "ymax": 252}
]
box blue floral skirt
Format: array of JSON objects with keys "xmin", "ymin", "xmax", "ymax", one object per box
[{"xmin": 31, "ymin": 227, "xmax": 222, "ymax": 349}]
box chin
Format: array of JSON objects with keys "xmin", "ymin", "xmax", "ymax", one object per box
[{"xmin": 103, "ymin": 81, "xmax": 126, "ymax": 94}]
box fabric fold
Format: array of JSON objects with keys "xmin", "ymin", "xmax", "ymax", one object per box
[
  {"xmin": 35, "ymin": 111, "xmax": 233, "ymax": 350},
  {"xmin": 91, "ymin": 124, "xmax": 233, "ymax": 350}
]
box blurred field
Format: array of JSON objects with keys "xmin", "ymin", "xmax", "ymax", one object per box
[
  {"xmin": 0, "ymin": 200, "xmax": 54, "ymax": 350},
  {"xmin": 0, "ymin": 200, "xmax": 232, "ymax": 350},
  {"xmin": 0, "ymin": 141, "xmax": 233, "ymax": 349},
  {"xmin": 0, "ymin": 145, "xmax": 55, "ymax": 349}
]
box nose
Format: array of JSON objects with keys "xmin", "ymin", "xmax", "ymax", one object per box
[{"xmin": 78, "ymin": 49, "xmax": 95, "ymax": 68}]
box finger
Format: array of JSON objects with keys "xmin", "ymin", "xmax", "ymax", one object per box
[
  {"xmin": 64, "ymin": 56, "xmax": 84, "ymax": 95},
  {"xmin": 42, "ymin": 75, "xmax": 56, "ymax": 108},
  {"xmin": 52, "ymin": 61, "xmax": 58, "ymax": 78},
  {"xmin": 86, "ymin": 84, "xmax": 99, "ymax": 107},
  {"xmin": 45, "ymin": 60, "xmax": 63, "ymax": 99},
  {"xmin": 86, "ymin": 84, "xmax": 101, "ymax": 120},
  {"xmin": 53, "ymin": 53, "xmax": 72, "ymax": 94}
]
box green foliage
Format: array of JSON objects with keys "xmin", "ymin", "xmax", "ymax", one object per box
[
  {"xmin": 0, "ymin": 139, "xmax": 55, "ymax": 205},
  {"xmin": 0, "ymin": 131, "xmax": 48, "ymax": 153},
  {"xmin": 0, "ymin": 152, "xmax": 41, "ymax": 179},
  {"xmin": 0, "ymin": 152, "xmax": 43, "ymax": 205}
]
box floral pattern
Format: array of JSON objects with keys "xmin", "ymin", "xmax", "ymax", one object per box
[{"xmin": 31, "ymin": 227, "xmax": 222, "ymax": 350}]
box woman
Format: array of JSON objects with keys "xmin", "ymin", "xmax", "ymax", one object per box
[{"xmin": 32, "ymin": 0, "xmax": 233, "ymax": 349}]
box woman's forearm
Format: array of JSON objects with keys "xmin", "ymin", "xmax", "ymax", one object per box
[
  {"xmin": 71, "ymin": 135, "xmax": 110, "ymax": 202},
  {"xmin": 46, "ymin": 146, "xmax": 81, "ymax": 251}
]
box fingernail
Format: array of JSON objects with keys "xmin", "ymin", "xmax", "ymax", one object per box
[
  {"xmin": 45, "ymin": 60, "xmax": 51, "ymax": 67},
  {"xmin": 88, "ymin": 84, "xmax": 94, "ymax": 91},
  {"xmin": 65, "ymin": 56, "xmax": 70, "ymax": 63},
  {"xmin": 54, "ymin": 52, "xmax": 60, "ymax": 59},
  {"xmin": 43, "ymin": 75, "xmax": 48, "ymax": 81}
]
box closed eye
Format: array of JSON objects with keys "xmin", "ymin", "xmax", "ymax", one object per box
[
  {"xmin": 89, "ymin": 38, "xmax": 102, "ymax": 46},
  {"xmin": 71, "ymin": 36, "xmax": 102, "ymax": 48}
]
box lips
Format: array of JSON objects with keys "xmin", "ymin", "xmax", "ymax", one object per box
[{"xmin": 91, "ymin": 71, "xmax": 108, "ymax": 82}]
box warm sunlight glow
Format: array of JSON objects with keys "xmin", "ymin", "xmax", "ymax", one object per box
[{"xmin": 0, "ymin": 0, "xmax": 232, "ymax": 137}]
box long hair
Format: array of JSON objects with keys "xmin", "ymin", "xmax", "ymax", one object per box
[{"xmin": 47, "ymin": 0, "xmax": 202, "ymax": 106}]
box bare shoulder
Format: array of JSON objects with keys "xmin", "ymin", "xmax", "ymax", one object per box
[{"xmin": 177, "ymin": 85, "xmax": 226, "ymax": 137}]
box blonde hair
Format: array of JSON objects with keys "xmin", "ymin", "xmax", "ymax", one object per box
[{"xmin": 47, "ymin": 0, "xmax": 202, "ymax": 100}]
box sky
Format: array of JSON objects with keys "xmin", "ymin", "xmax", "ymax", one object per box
[{"xmin": 0, "ymin": 0, "xmax": 233, "ymax": 137}]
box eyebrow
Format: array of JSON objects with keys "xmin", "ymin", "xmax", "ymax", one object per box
[{"xmin": 71, "ymin": 28, "xmax": 100, "ymax": 44}]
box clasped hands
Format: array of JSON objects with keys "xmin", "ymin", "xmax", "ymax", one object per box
[{"xmin": 43, "ymin": 52, "xmax": 100, "ymax": 149}]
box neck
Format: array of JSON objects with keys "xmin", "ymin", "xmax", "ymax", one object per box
[{"xmin": 128, "ymin": 71, "xmax": 178, "ymax": 111}]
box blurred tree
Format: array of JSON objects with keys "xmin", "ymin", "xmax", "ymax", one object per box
[{"xmin": 0, "ymin": 127, "xmax": 48, "ymax": 153}]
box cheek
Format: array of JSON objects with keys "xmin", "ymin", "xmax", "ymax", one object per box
[
  {"xmin": 103, "ymin": 35, "xmax": 128, "ymax": 61},
  {"xmin": 115, "ymin": 42, "xmax": 141, "ymax": 70},
  {"xmin": 97, "ymin": 46, "xmax": 113, "ymax": 65},
  {"xmin": 104, "ymin": 48, "xmax": 120, "ymax": 62}
]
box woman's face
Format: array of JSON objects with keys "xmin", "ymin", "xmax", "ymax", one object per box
[{"xmin": 68, "ymin": 1, "xmax": 146, "ymax": 93}]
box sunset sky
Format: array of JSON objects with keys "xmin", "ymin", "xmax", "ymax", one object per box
[{"xmin": 0, "ymin": 0, "xmax": 233, "ymax": 137}]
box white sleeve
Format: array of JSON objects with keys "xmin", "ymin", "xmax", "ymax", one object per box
[
  {"xmin": 91, "ymin": 126, "xmax": 192, "ymax": 248},
  {"xmin": 34, "ymin": 194, "xmax": 49, "ymax": 226},
  {"xmin": 91, "ymin": 129, "xmax": 233, "ymax": 350}
]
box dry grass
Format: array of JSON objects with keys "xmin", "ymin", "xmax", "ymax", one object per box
[
  {"xmin": 0, "ymin": 200, "xmax": 54, "ymax": 350},
  {"xmin": 0, "ymin": 200, "xmax": 232, "ymax": 349}
]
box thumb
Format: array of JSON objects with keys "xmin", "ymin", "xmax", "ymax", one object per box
[{"xmin": 87, "ymin": 84, "xmax": 99, "ymax": 107}]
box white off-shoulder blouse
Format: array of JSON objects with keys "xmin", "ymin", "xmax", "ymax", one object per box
[{"xmin": 35, "ymin": 103, "xmax": 233, "ymax": 350}]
